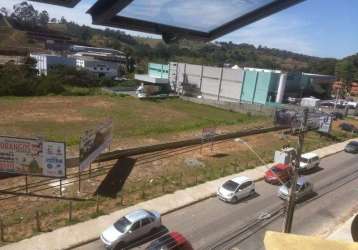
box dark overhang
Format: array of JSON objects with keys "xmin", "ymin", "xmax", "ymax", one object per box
[
  {"xmin": 30, "ymin": 0, "xmax": 81, "ymax": 8},
  {"xmin": 87, "ymin": 0, "xmax": 305, "ymax": 42}
]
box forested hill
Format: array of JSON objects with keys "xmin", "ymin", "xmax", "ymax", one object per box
[{"xmin": 0, "ymin": 1, "xmax": 351, "ymax": 76}]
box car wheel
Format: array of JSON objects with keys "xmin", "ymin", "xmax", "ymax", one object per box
[
  {"xmin": 250, "ymin": 189, "xmax": 256, "ymax": 195},
  {"xmin": 231, "ymin": 196, "xmax": 238, "ymax": 203}
]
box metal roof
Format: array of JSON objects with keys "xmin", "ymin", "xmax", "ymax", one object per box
[
  {"xmin": 231, "ymin": 176, "xmax": 252, "ymax": 184},
  {"xmin": 125, "ymin": 209, "xmax": 152, "ymax": 222}
]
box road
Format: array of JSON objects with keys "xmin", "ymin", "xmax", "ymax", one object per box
[{"xmin": 76, "ymin": 151, "xmax": 358, "ymax": 250}]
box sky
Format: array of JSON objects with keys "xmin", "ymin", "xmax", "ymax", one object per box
[{"xmin": 0, "ymin": 0, "xmax": 357, "ymax": 59}]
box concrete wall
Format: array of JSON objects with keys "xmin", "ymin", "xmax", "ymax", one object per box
[{"xmin": 171, "ymin": 62, "xmax": 244, "ymax": 101}]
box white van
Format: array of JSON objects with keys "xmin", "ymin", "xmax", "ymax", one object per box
[{"xmin": 299, "ymin": 152, "xmax": 320, "ymax": 171}]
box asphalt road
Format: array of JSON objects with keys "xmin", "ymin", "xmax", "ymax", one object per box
[{"xmin": 75, "ymin": 151, "xmax": 358, "ymax": 250}]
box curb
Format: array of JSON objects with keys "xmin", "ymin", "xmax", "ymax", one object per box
[{"xmin": 3, "ymin": 138, "xmax": 357, "ymax": 250}]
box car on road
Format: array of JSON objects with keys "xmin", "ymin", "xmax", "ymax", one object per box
[
  {"xmin": 339, "ymin": 123, "xmax": 358, "ymax": 133},
  {"xmin": 217, "ymin": 176, "xmax": 255, "ymax": 203},
  {"xmin": 330, "ymin": 111, "xmax": 344, "ymax": 120},
  {"xmin": 100, "ymin": 209, "xmax": 161, "ymax": 249},
  {"xmin": 264, "ymin": 163, "xmax": 292, "ymax": 185},
  {"xmin": 146, "ymin": 232, "xmax": 193, "ymax": 250},
  {"xmin": 344, "ymin": 141, "xmax": 358, "ymax": 154},
  {"xmin": 299, "ymin": 152, "xmax": 320, "ymax": 172},
  {"xmin": 278, "ymin": 178, "xmax": 313, "ymax": 201}
]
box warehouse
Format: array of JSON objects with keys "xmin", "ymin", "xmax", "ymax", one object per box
[{"xmin": 169, "ymin": 62, "xmax": 335, "ymax": 105}]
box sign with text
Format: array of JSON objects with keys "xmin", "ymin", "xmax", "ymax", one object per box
[
  {"xmin": 318, "ymin": 115, "xmax": 333, "ymax": 134},
  {"xmin": 79, "ymin": 119, "xmax": 113, "ymax": 171},
  {"xmin": 0, "ymin": 136, "xmax": 66, "ymax": 177}
]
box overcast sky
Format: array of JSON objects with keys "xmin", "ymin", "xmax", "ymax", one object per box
[{"xmin": 1, "ymin": 0, "xmax": 357, "ymax": 59}]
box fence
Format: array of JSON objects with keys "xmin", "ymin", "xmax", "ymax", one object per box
[{"xmin": 0, "ymin": 148, "xmax": 273, "ymax": 245}]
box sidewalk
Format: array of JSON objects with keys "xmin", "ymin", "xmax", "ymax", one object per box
[
  {"xmin": 2, "ymin": 138, "xmax": 357, "ymax": 250},
  {"xmin": 328, "ymin": 214, "xmax": 357, "ymax": 242}
]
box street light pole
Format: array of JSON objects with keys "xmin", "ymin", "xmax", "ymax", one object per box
[{"xmin": 283, "ymin": 108, "xmax": 308, "ymax": 233}]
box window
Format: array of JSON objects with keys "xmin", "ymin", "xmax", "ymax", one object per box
[
  {"xmin": 113, "ymin": 217, "xmax": 131, "ymax": 233},
  {"xmin": 239, "ymin": 182, "xmax": 250, "ymax": 190},
  {"xmin": 131, "ymin": 221, "xmax": 140, "ymax": 231},
  {"xmin": 141, "ymin": 218, "xmax": 151, "ymax": 227}
]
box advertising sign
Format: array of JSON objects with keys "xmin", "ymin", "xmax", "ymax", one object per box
[
  {"xmin": 0, "ymin": 136, "xmax": 66, "ymax": 177},
  {"xmin": 318, "ymin": 115, "xmax": 333, "ymax": 134},
  {"xmin": 79, "ymin": 119, "xmax": 113, "ymax": 171}
]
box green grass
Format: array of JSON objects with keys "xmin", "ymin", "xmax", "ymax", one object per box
[{"xmin": 0, "ymin": 96, "xmax": 269, "ymax": 149}]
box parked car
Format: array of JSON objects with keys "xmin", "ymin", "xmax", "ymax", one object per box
[
  {"xmin": 330, "ymin": 111, "xmax": 344, "ymax": 120},
  {"xmin": 146, "ymin": 232, "xmax": 193, "ymax": 250},
  {"xmin": 100, "ymin": 209, "xmax": 161, "ymax": 249},
  {"xmin": 339, "ymin": 123, "xmax": 358, "ymax": 133},
  {"xmin": 217, "ymin": 176, "xmax": 255, "ymax": 203},
  {"xmin": 264, "ymin": 163, "xmax": 292, "ymax": 185},
  {"xmin": 299, "ymin": 152, "xmax": 320, "ymax": 172},
  {"xmin": 278, "ymin": 178, "xmax": 314, "ymax": 201},
  {"xmin": 344, "ymin": 141, "xmax": 358, "ymax": 154}
]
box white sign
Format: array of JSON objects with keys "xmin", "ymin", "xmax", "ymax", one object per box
[
  {"xmin": 0, "ymin": 136, "xmax": 66, "ymax": 177},
  {"xmin": 79, "ymin": 119, "xmax": 113, "ymax": 171},
  {"xmin": 318, "ymin": 115, "xmax": 332, "ymax": 133}
]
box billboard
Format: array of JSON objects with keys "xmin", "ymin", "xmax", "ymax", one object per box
[
  {"xmin": 318, "ymin": 115, "xmax": 333, "ymax": 133},
  {"xmin": 79, "ymin": 119, "xmax": 113, "ymax": 171},
  {"xmin": 0, "ymin": 136, "xmax": 66, "ymax": 177}
]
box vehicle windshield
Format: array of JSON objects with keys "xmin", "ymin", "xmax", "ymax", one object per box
[
  {"xmin": 114, "ymin": 217, "xmax": 132, "ymax": 233},
  {"xmin": 222, "ymin": 180, "xmax": 239, "ymax": 191},
  {"xmin": 348, "ymin": 141, "xmax": 358, "ymax": 146},
  {"xmin": 300, "ymin": 157, "xmax": 309, "ymax": 163},
  {"xmin": 271, "ymin": 167, "xmax": 280, "ymax": 173},
  {"xmin": 285, "ymin": 181, "xmax": 303, "ymax": 190}
]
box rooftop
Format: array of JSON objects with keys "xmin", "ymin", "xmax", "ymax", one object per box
[{"xmin": 231, "ymin": 176, "xmax": 251, "ymax": 185}]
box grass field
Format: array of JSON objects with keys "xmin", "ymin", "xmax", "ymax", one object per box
[{"xmin": 0, "ymin": 96, "xmax": 269, "ymax": 151}]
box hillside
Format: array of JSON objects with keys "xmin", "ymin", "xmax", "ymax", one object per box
[{"xmin": 0, "ymin": 2, "xmax": 345, "ymax": 76}]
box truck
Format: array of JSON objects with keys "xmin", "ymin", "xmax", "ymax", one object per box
[
  {"xmin": 136, "ymin": 83, "xmax": 171, "ymax": 98},
  {"xmin": 300, "ymin": 97, "xmax": 320, "ymax": 108}
]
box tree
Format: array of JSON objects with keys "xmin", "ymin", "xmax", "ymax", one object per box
[
  {"xmin": 60, "ymin": 16, "xmax": 67, "ymax": 24},
  {"xmin": 11, "ymin": 1, "xmax": 38, "ymax": 28},
  {"xmin": 38, "ymin": 10, "xmax": 49, "ymax": 26},
  {"xmin": 50, "ymin": 17, "xmax": 57, "ymax": 23},
  {"xmin": 335, "ymin": 60, "xmax": 354, "ymax": 96},
  {"xmin": 0, "ymin": 7, "xmax": 9, "ymax": 17}
]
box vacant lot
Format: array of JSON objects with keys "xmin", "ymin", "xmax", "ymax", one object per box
[{"xmin": 0, "ymin": 96, "xmax": 269, "ymax": 152}]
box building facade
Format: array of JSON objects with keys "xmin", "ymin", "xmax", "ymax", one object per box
[
  {"xmin": 30, "ymin": 53, "xmax": 76, "ymax": 75},
  {"xmin": 169, "ymin": 62, "xmax": 335, "ymax": 105},
  {"xmin": 135, "ymin": 63, "xmax": 170, "ymax": 85}
]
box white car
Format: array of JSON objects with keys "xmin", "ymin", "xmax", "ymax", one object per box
[
  {"xmin": 100, "ymin": 209, "xmax": 161, "ymax": 249},
  {"xmin": 217, "ymin": 176, "xmax": 255, "ymax": 203},
  {"xmin": 299, "ymin": 152, "xmax": 320, "ymax": 172}
]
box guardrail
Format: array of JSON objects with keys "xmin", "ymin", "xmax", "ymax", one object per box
[{"xmin": 66, "ymin": 125, "xmax": 288, "ymax": 168}]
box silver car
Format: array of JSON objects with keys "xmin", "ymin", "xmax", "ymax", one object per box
[
  {"xmin": 101, "ymin": 209, "xmax": 161, "ymax": 249},
  {"xmin": 278, "ymin": 178, "xmax": 313, "ymax": 201}
]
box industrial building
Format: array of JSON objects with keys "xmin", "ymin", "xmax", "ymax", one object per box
[
  {"xmin": 30, "ymin": 53, "xmax": 75, "ymax": 76},
  {"xmin": 135, "ymin": 63, "xmax": 170, "ymax": 85},
  {"xmin": 169, "ymin": 62, "xmax": 335, "ymax": 105},
  {"xmin": 30, "ymin": 46, "xmax": 127, "ymax": 78}
]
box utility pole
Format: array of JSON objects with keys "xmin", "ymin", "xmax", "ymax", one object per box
[{"xmin": 283, "ymin": 108, "xmax": 308, "ymax": 233}]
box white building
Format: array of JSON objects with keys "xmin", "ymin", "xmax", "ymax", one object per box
[
  {"xmin": 74, "ymin": 56, "xmax": 119, "ymax": 78},
  {"xmin": 30, "ymin": 53, "xmax": 75, "ymax": 75}
]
